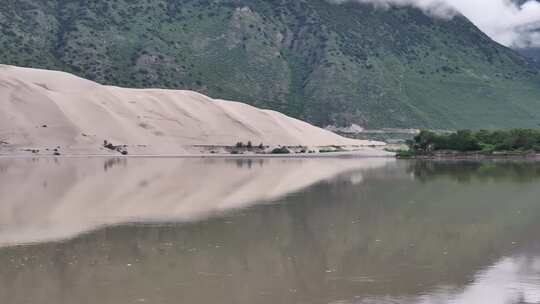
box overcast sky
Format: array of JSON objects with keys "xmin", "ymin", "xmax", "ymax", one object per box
[{"xmin": 334, "ymin": 0, "xmax": 540, "ymax": 48}]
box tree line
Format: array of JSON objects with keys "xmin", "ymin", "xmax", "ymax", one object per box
[{"xmin": 408, "ymin": 129, "xmax": 540, "ymax": 154}]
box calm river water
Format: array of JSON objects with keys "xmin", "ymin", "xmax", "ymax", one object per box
[{"xmin": 1, "ymin": 157, "xmax": 540, "ymax": 304}]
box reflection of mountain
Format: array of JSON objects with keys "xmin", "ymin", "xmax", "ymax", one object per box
[
  {"xmin": 1, "ymin": 160, "xmax": 540, "ymax": 304},
  {"xmin": 0, "ymin": 157, "xmax": 391, "ymax": 246}
]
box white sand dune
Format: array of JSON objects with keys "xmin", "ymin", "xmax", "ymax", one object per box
[{"xmin": 0, "ymin": 65, "xmax": 385, "ymax": 155}]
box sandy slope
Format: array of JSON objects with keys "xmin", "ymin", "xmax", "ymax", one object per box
[{"xmin": 0, "ymin": 65, "xmax": 385, "ymax": 155}]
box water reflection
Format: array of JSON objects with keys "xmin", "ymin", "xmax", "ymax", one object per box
[
  {"xmin": 0, "ymin": 157, "xmax": 391, "ymax": 246},
  {"xmin": 103, "ymin": 157, "xmax": 127, "ymax": 172},
  {"xmin": 409, "ymin": 160, "xmax": 540, "ymax": 183},
  {"xmin": 1, "ymin": 158, "xmax": 540, "ymax": 304}
]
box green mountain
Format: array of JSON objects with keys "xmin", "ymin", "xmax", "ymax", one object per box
[
  {"xmin": 518, "ymin": 48, "xmax": 540, "ymax": 63},
  {"xmin": 2, "ymin": 0, "xmax": 540, "ymax": 129}
]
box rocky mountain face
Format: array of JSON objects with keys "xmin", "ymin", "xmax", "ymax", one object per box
[{"xmin": 2, "ymin": 0, "xmax": 540, "ymax": 129}]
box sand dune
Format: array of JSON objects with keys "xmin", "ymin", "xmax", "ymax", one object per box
[{"xmin": 0, "ymin": 65, "xmax": 385, "ymax": 155}]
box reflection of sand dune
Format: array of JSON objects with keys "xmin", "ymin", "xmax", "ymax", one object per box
[
  {"xmin": 2, "ymin": 160, "xmax": 540, "ymax": 304},
  {"xmin": 0, "ymin": 157, "xmax": 392, "ymax": 246}
]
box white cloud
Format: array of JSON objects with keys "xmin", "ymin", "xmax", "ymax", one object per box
[{"xmin": 333, "ymin": 0, "xmax": 540, "ymax": 48}]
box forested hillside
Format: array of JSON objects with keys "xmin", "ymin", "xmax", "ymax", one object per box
[{"xmin": 2, "ymin": 0, "xmax": 540, "ymax": 129}]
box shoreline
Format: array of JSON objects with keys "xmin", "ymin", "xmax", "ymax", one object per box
[
  {"xmin": 398, "ymin": 152, "xmax": 540, "ymax": 160},
  {"xmin": 0, "ymin": 150, "xmax": 395, "ymax": 159},
  {"xmin": 5, "ymin": 151, "xmax": 540, "ymax": 161}
]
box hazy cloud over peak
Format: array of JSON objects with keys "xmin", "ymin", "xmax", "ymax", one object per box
[{"xmin": 332, "ymin": 0, "xmax": 540, "ymax": 48}]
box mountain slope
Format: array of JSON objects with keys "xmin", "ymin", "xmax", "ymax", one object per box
[
  {"xmin": 518, "ymin": 48, "xmax": 540, "ymax": 63},
  {"xmin": 0, "ymin": 65, "xmax": 383, "ymax": 155},
  {"xmin": 1, "ymin": 0, "xmax": 540, "ymax": 129}
]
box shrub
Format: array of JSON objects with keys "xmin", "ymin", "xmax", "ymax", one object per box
[
  {"xmin": 270, "ymin": 147, "xmax": 290, "ymax": 154},
  {"xmin": 480, "ymin": 143, "xmax": 496, "ymax": 154},
  {"xmin": 395, "ymin": 149, "xmax": 416, "ymax": 158},
  {"xmin": 408, "ymin": 129, "xmax": 540, "ymax": 154}
]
